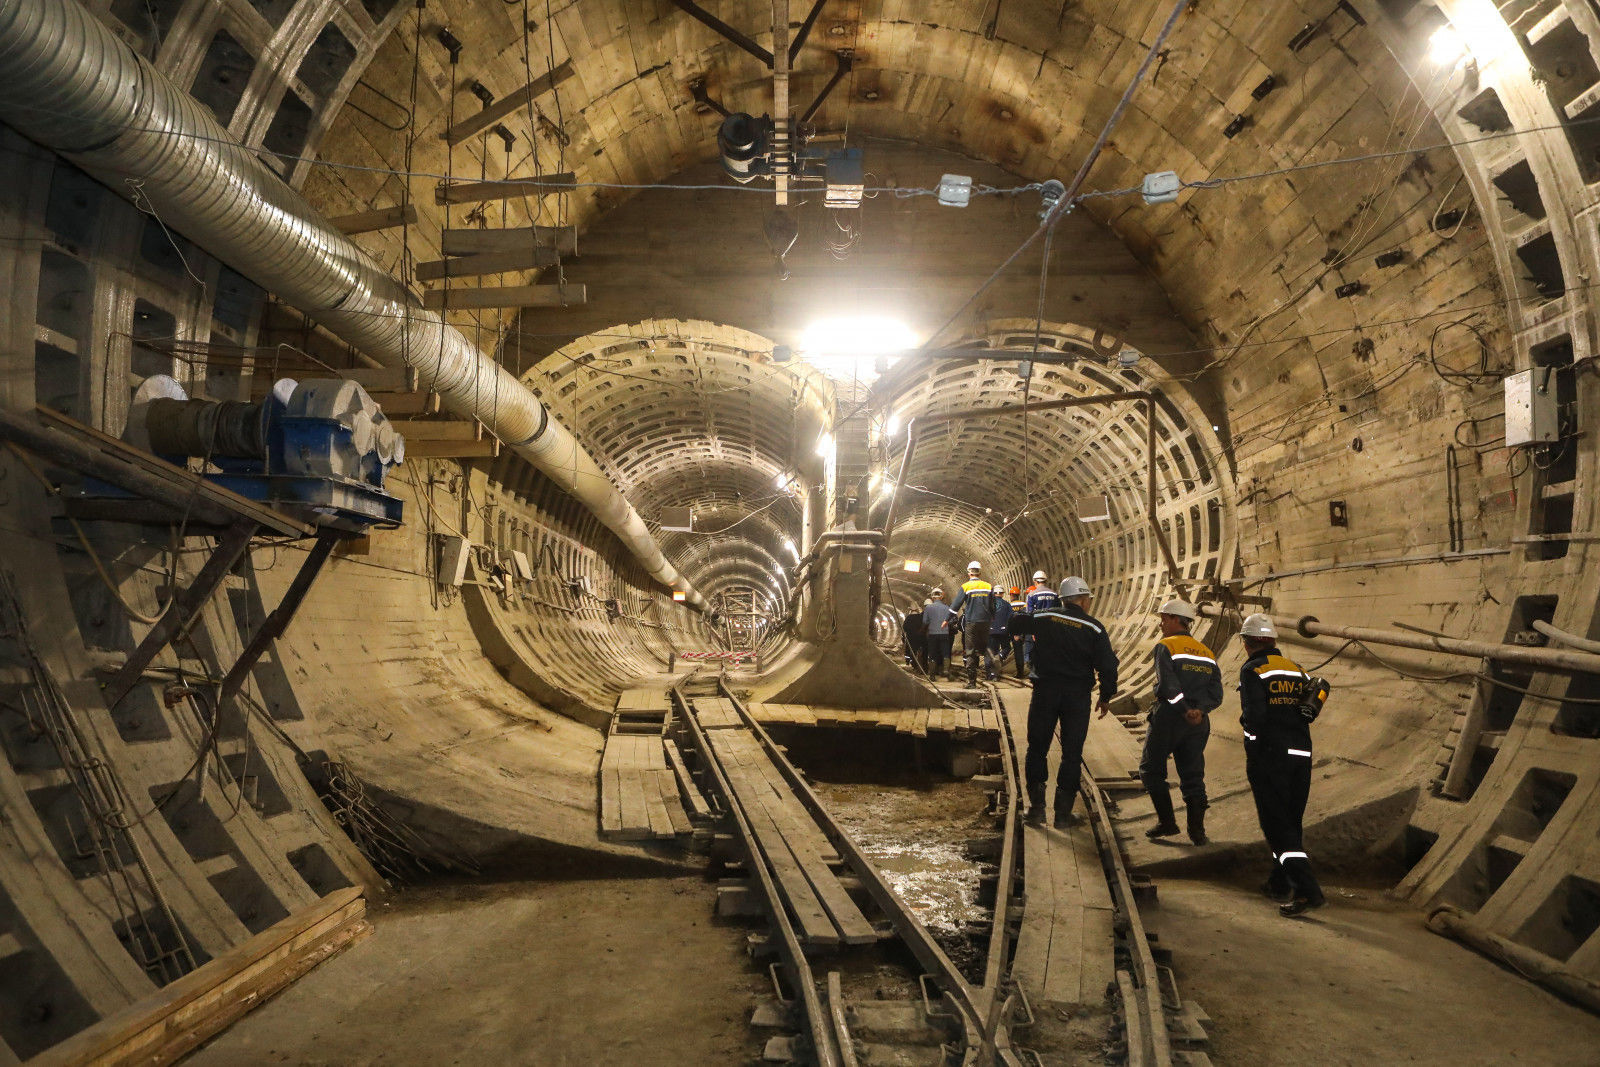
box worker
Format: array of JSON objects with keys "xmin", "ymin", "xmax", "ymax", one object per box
[
  {"xmin": 1238, "ymin": 613, "xmax": 1327, "ymax": 917},
  {"xmin": 1140, "ymin": 599, "xmax": 1223, "ymax": 846},
  {"xmin": 903, "ymin": 605, "xmax": 928, "ymax": 674},
  {"xmin": 922, "ymin": 589, "xmax": 955, "ymax": 679},
  {"xmin": 1006, "ymin": 586, "xmax": 1029, "ymax": 679},
  {"xmin": 987, "ymin": 586, "xmax": 1013, "ymax": 678},
  {"xmin": 949, "ymin": 561, "xmax": 998, "ymax": 686},
  {"xmin": 1024, "ymin": 570, "xmax": 1057, "ymax": 614},
  {"xmin": 1007, "ymin": 576, "xmax": 1118, "ymax": 828},
  {"xmin": 1020, "ymin": 571, "xmax": 1058, "ymax": 676}
]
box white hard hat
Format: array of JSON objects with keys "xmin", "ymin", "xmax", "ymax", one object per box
[
  {"xmin": 1060, "ymin": 576, "xmax": 1091, "ymax": 597},
  {"xmin": 931, "ymin": 587, "xmax": 944, "ymax": 597},
  {"xmin": 1240, "ymin": 612, "xmax": 1277, "ymax": 639},
  {"xmin": 967, "ymin": 560, "xmax": 982, "ymax": 571},
  {"xmin": 1158, "ymin": 598, "xmax": 1197, "ymax": 620},
  {"xmin": 1032, "ymin": 570, "xmax": 1046, "ymax": 582}
]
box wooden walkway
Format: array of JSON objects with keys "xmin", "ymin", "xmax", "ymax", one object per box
[
  {"xmin": 993, "ymin": 687, "xmax": 1119, "ymax": 1007},
  {"xmin": 598, "ymin": 688, "xmax": 710, "ymax": 840},
  {"xmin": 687, "ymin": 696, "xmax": 880, "ymax": 948}
]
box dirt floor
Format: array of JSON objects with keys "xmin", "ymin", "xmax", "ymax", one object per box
[
  {"xmin": 188, "ymin": 876, "xmax": 766, "ymax": 1067},
  {"xmin": 1148, "ymin": 874, "xmax": 1600, "ymax": 1066}
]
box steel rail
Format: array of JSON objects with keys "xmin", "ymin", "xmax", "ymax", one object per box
[
  {"xmin": 1082, "ymin": 779, "xmax": 1174, "ymax": 1066},
  {"xmin": 715, "ymin": 679, "xmax": 1025, "ymax": 1066},
  {"xmin": 671, "ymin": 682, "xmax": 842, "ymax": 1067}
]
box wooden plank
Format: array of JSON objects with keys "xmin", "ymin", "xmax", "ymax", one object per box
[
  {"xmin": 442, "ymin": 226, "xmax": 576, "ymax": 257},
  {"xmin": 341, "ymin": 365, "xmax": 418, "ymax": 393},
  {"xmin": 368, "ymin": 390, "xmax": 439, "ymax": 417},
  {"xmin": 434, "ymin": 175, "xmax": 577, "ymax": 204},
  {"xmin": 399, "ymin": 438, "xmax": 500, "ymax": 460},
  {"xmin": 421, "ymin": 283, "xmax": 586, "ymax": 311},
  {"xmin": 441, "ymin": 60, "xmax": 577, "ymax": 145},
  {"xmin": 664, "ymin": 739, "xmax": 714, "ymax": 821},
  {"xmin": 390, "ymin": 419, "xmax": 482, "ymax": 441},
  {"xmin": 656, "ymin": 768, "xmax": 693, "ymax": 835},
  {"xmin": 327, "ymin": 203, "xmax": 418, "ymax": 235},
  {"xmin": 414, "ymin": 247, "xmax": 562, "ymax": 281},
  {"xmin": 32, "ymin": 890, "xmax": 367, "ymax": 1067},
  {"xmin": 600, "ymin": 762, "xmax": 623, "ymax": 833}
]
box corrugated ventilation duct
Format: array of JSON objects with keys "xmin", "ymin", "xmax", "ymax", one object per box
[{"xmin": 0, "ymin": 0, "xmax": 704, "ymax": 608}]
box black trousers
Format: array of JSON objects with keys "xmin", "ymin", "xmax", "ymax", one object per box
[
  {"xmin": 1139, "ymin": 706, "xmax": 1210, "ymax": 813},
  {"xmin": 1025, "ymin": 680, "xmax": 1094, "ymax": 814},
  {"xmin": 1246, "ymin": 736, "xmax": 1322, "ymax": 901},
  {"xmin": 926, "ymin": 633, "xmax": 952, "ymax": 673},
  {"xmin": 1011, "ymin": 635, "xmax": 1029, "ymax": 678},
  {"xmin": 963, "ymin": 621, "xmax": 995, "ymax": 680},
  {"xmin": 905, "ymin": 633, "xmax": 926, "ymax": 671}
]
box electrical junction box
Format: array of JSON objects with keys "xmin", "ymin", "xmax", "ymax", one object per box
[
  {"xmin": 1504, "ymin": 369, "xmax": 1558, "ymax": 447},
  {"xmin": 824, "ymin": 148, "xmax": 864, "ymax": 209},
  {"xmin": 438, "ymin": 535, "xmax": 471, "ymax": 587}
]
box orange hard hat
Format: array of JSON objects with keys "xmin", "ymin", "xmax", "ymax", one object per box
[{"xmin": 1009, "ymin": 586, "xmax": 1022, "ymax": 596}]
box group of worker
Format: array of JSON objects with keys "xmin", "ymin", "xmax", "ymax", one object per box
[
  {"xmin": 905, "ymin": 562, "xmax": 1327, "ymax": 919},
  {"xmin": 904, "ymin": 562, "xmax": 1062, "ymax": 686}
]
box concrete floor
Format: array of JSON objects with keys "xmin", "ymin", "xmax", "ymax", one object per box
[
  {"xmin": 1150, "ymin": 877, "xmax": 1600, "ymax": 1066},
  {"xmin": 189, "ymin": 876, "xmax": 765, "ymax": 1066}
]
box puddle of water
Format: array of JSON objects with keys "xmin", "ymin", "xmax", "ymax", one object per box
[{"xmin": 815, "ymin": 779, "xmax": 994, "ymax": 981}]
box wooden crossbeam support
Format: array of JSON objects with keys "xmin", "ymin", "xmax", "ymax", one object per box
[
  {"xmin": 441, "ymin": 226, "xmax": 576, "ymax": 256},
  {"xmin": 326, "ymin": 204, "xmax": 418, "ymax": 235},
  {"xmin": 421, "ymin": 283, "xmax": 585, "ymax": 310},
  {"xmin": 414, "ymin": 247, "xmax": 561, "ymax": 281},
  {"xmin": 402, "ymin": 438, "xmax": 500, "ymax": 459},
  {"xmin": 368, "ymin": 390, "xmax": 440, "ymax": 416},
  {"xmin": 441, "ymin": 60, "xmax": 576, "ymax": 146},
  {"xmin": 434, "ymin": 175, "xmax": 576, "ymax": 205},
  {"xmin": 390, "ymin": 419, "xmax": 482, "ymax": 441}
]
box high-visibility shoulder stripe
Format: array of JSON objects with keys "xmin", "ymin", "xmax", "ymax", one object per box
[
  {"xmin": 1037, "ymin": 612, "xmax": 1102, "ymax": 633},
  {"xmin": 1255, "ymin": 668, "xmax": 1305, "ymax": 681},
  {"xmin": 1166, "ymin": 692, "xmax": 1186, "ymax": 704},
  {"xmin": 1279, "ymin": 851, "xmax": 1308, "ymax": 862},
  {"xmin": 1169, "ymin": 652, "xmax": 1217, "ymax": 666}
]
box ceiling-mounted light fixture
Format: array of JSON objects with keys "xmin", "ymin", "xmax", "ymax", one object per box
[
  {"xmin": 672, "ymin": 591, "xmax": 687, "ymax": 602},
  {"xmin": 903, "ymin": 560, "xmax": 921, "ymax": 573},
  {"xmin": 1428, "ymin": 24, "xmax": 1466, "ymax": 65}
]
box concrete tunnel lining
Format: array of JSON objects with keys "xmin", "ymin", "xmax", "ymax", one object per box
[{"xmin": 0, "ymin": 0, "xmax": 1598, "ymax": 1060}]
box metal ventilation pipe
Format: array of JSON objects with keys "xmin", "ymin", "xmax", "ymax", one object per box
[{"xmin": 0, "ymin": 0, "xmax": 704, "ymax": 609}]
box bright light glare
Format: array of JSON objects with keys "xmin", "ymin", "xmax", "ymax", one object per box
[
  {"xmin": 815, "ymin": 432, "xmax": 835, "ymax": 458},
  {"xmin": 885, "ymin": 413, "xmax": 901, "ymax": 437},
  {"xmin": 799, "ymin": 316, "xmax": 917, "ymax": 379},
  {"xmin": 1428, "ymin": 24, "xmax": 1466, "ymax": 64},
  {"xmin": 783, "ymin": 537, "xmax": 800, "ymax": 561},
  {"xmin": 775, "ymin": 471, "xmax": 796, "ymax": 491},
  {"xmin": 903, "ymin": 560, "xmax": 922, "ymax": 573},
  {"xmin": 672, "ymin": 591, "xmax": 687, "ymax": 602}
]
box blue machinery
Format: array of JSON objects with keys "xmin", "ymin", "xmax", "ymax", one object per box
[{"xmin": 129, "ymin": 375, "xmax": 405, "ymax": 535}]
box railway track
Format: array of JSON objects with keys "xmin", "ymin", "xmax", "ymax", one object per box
[{"xmin": 669, "ymin": 673, "xmax": 1194, "ymax": 1065}]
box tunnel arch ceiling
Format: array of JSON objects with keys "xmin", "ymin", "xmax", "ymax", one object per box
[{"xmin": 510, "ymin": 320, "xmax": 834, "ymax": 607}]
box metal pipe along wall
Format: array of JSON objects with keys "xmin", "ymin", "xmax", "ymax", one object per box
[{"xmin": 0, "ymin": 0, "xmax": 704, "ymax": 608}]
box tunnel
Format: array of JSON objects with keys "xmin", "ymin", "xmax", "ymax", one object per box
[{"xmin": 1, "ymin": 0, "xmax": 1599, "ymax": 1063}]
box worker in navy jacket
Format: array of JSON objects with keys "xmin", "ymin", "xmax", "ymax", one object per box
[{"xmin": 1007, "ymin": 577, "xmax": 1118, "ymax": 828}]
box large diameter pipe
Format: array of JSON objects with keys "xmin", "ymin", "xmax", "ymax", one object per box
[
  {"xmin": 0, "ymin": 0, "xmax": 703, "ymax": 609},
  {"xmin": 1201, "ymin": 605, "xmax": 1600, "ymax": 675}
]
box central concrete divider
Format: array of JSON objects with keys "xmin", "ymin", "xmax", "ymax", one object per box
[{"xmin": 756, "ymin": 544, "xmax": 939, "ymax": 709}]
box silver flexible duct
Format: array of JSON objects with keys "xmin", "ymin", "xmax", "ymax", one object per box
[{"xmin": 0, "ymin": 0, "xmax": 704, "ymax": 608}]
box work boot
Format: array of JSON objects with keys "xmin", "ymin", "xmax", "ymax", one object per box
[
  {"xmin": 1145, "ymin": 786, "xmax": 1179, "ymax": 838},
  {"xmin": 1186, "ymin": 807, "xmax": 1208, "ymax": 846},
  {"xmin": 1025, "ymin": 804, "xmax": 1046, "ymax": 827},
  {"xmin": 1279, "ymin": 894, "xmax": 1327, "ymax": 918},
  {"xmin": 1261, "ymin": 878, "xmax": 1293, "ymax": 904},
  {"xmin": 1054, "ymin": 809, "xmax": 1081, "ymax": 830}
]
